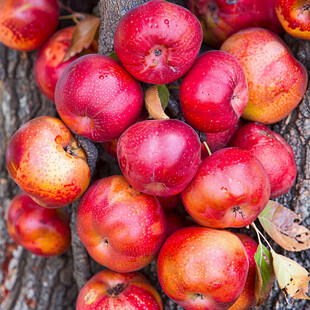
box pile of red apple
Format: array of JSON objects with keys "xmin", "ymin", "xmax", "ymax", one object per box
[{"xmin": 2, "ymin": 0, "xmax": 310, "ymax": 309}]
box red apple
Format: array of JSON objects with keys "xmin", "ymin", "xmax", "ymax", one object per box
[
  {"xmin": 182, "ymin": 147, "xmax": 270, "ymax": 228},
  {"xmin": 229, "ymin": 233, "xmax": 258, "ymax": 310},
  {"xmin": 76, "ymin": 175, "xmax": 166, "ymax": 272},
  {"xmin": 117, "ymin": 119, "xmax": 201, "ymax": 196},
  {"xmin": 54, "ymin": 54, "xmax": 144, "ymax": 142},
  {"xmin": 76, "ymin": 269, "xmax": 163, "ymax": 310},
  {"xmin": 229, "ymin": 122, "xmax": 297, "ymax": 198},
  {"xmin": 157, "ymin": 194, "xmax": 182, "ymax": 212},
  {"xmin": 6, "ymin": 192, "xmax": 71, "ymax": 257},
  {"xmin": 180, "ymin": 50, "xmax": 248, "ymax": 133},
  {"xmin": 275, "ymin": 0, "xmax": 310, "ymax": 40},
  {"xmin": 34, "ymin": 27, "xmax": 79, "ymax": 102},
  {"xmin": 188, "ymin": 0, "xmax": 283, "ymax": 47},
  {"xmin": 157, "ymin": 227, "xmax": 249, "ymax": 309},
  {"xmin": 114, "ymin": 0, "xmax": 203, "ymax": 84},
  {"xmin": 221, "ymin": 27, "xmax": 308, "ymax": 124},
  {"xmin": 0, "ymin": 0, "xmax": 59, "ymax": 51},
  {"xmin": 102, "ymin": 139, "xmax": 118, "ymax": 158},
  {"xmin": 6, "ymin": 116, "xmax": 90, "ymax": 208}
]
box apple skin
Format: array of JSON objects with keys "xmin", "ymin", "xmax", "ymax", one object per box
[
  {"xmin": 228, "ymin": 233, "xmax": 258, "ymax": 310},
  {"xmin": 54, "ymin": 54, "xmax": 143, "ymax": 142},
  {"xmin": 157, "ymin": 194, "xmax": 182, "ymax": 212},
  {"xmin": 0, "ymin": 0, "xmax": 59, "ymax": 51},
  {"xmin": 76, "ymin": 269, "xmax": 163, "ymax": 310},
  {"xmin": 181, "ymin": 147, "xmax": 270, "ymax": 228},
  {"xmin": 180, "ymin": 50, "xmax": 248, "ymax": 133},
  {"xmin": 6, "ymin": 116, "xmax": 90, "ymax": 208},
  {"xmin": 157, "ymin": 227, "xmax": 249, "ymax": 310},
  {"xmin": 76, "ymin": 175, "xmax": 166, "ymax": 272},
  {"xmin": 221, "ymin": 27, "xmax": 308, "ymax": 124},
  {"xmin": 117, "ymin": 119, "xmax": 201, "ymax": 197},
  {"xmin": 229, "ymin": 122, "xmax": 297, "ymax": 198},
  {"xmin": 34, "ymin": 27, "xmax": 79, "ymax": 102},
  {"xmin": 114, "ymin": 0, "xmax": 203, "ymax": 84},
  {"xmin": 187, "ymin": 0, "xmax": 283, "ymax": 48},
  {"xmin": 275, "ymin": 0, "xmax": 310, "ymax": 40},
  {"xmin": 6, "ymin": 192, "xmax": 71, "ymax": 257}
]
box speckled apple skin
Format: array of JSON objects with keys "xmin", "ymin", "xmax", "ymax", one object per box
[
  {"xmin": 76, "ymin": 270, "xmax": 163, "ymax": 310},
  {"xmin": 229, "ymin": 233, "xmax": 258, "ymax": 310},
  {"xmin": 276, "ymin": 0, "xmax": 310, "ymax": 40},
  {"xmin": 34, "ymin": 27, "xmax": 79, "ymax": 102},
  {"xmin": 157, "ymin": 227, "xmax": 249, "ymax": 310},
  {"xmin": 54, "ymin": 54, "xmax": 143, "ymax": 142},
  {"xmin": 6, "ymin": 116, "xmax": 90, "ymax": 208},
  {"xmin": 0, "ymin": 0, "xmax": 59, "ymax": 51},
  {"xmin": 114, "ymin": 0, "xmax": 203, "ymax": 84},
  {"xmin": 6, "ymin": 193, "xmax": 71, "ymax": 257},
  {"xmin": 221, "ymin": 28, "xmax": 308, "ymax": 124},
  {"xmin": 180, "ymin": 51, "xmax": 248, "ymax": 133},
  {"xmin": 187, "ymin": 0, "xmax": 283, "ymax": 48},
  {"xmin": 182, "ymin": 148, "xmax": 270, "ymax": 228},
  {"xmin": 117, "ymin": 119, "xmax": 201, "ymax": 197},
  {"xmin": 229, "ymin": 122, "xmax": 297, "ymax": 198},
  {"xmin": 76, "ymin": 175, "xmax": 166, "ymax": 272}
]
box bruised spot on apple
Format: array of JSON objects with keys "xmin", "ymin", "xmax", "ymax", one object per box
[
  {"xmin": 76, "ymin": 269, "xmax": 163, "ymax": 309},
  {"xmin": 6, "ymin": 192, "xmax": 71, "ymax": 257},
  {"xmin": 180, "ymin": 50, "xmax": 248, "ymax": 133},
  {"xmin": 114, "ymin": 0, "xmax": 203, "ymax": 84},
  {"xmin": 0, "ymin": 0, "xmax": 59, "ymax": 51},
  {"xmin": 76, "ymin": 175, "xmax": 166, "ymax": 272},
  {"xmin": 157, "ymin": 227, "xmax": 249, "ymax": 309},
  {"xmin": 55, "ymin": 54, "xmax": 144, "ymax": 143},
  {"xmin": 182, "ymin": 147, "xmax": 270, "ymax": 228},
  {"xmin": 6, "ymin": 116, "xmax": 90, "ymax": 208}
]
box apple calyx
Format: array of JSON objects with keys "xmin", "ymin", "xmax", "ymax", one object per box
[
  {"xmin": 64, "ymin": 138, "xmax": 87, "ymax": 160},
  {"xmin": 107, "ymin": 283, "xmax": 127, "ymax": 296},
  {"xmin": 193, "ymin": 293, "xmax": 204, "ymax": 301},
  {"xmin": 233, "ymin": 206, "xmax": 245, "ymax": 219}
]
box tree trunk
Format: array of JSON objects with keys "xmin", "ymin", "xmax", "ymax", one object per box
[{"xmin": 1, "ymin": 1, "xmax": 309, "ymax": 309}]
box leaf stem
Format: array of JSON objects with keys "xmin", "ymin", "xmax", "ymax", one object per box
[
  {"xmin": 251, "ymin": 222, "xmax": 274, "ymax": 251},
  {"xmin": 202, "ymin": 141, "xmax": 212, "ymax": 157}
]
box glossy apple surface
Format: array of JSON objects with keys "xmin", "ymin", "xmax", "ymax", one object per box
[
  {"xmin": 0, "ymin": 0, "xmax": 59, "ymax": 51},
  {"xmin": 275, "ymin": 0, "xmax": 310, "ymax": 40},
  {"xmin": 157, "ymin": 227, "xmax": 249, "ymax": 309},
  {"xmin": 77, "ymin": 175, "xmax": 166, "ymax": 272},
  {"xmin": 76, "ymin": 269, "xmax": 163, "ymax": 310},
  {"xmin": 180, "ymin": 50, "xmax": 248, "ymax": 133},
  {"xmin": 34, "ymin": 27, "xmax": 79, "ymax": 102},
  {"xmin": 221, "ymin": 27, "xmax": 308, "ymax": 124},
  {"xmin": 6, "ymin": 116, "xmax": 90, "ymax": 208},
  {"xmin": 114, "ymin": 0, "xmax": 202, "ymax": 84},
  {"xmin": 55, "ymin": 54, "xmax": 143, "ymax": 142},
  {"xmin": 6, "ymin": 192, "xmax": 71, "ymax": 256},
  {"xmin": 188, "ymin": 0, "xmax": 282, "ymax": 47},
  {"xmin": 230, "ymin": 122, "xmax": 297, "ymax": 198},
  {"xmin": 117, "ymin": 119, "xmax": 201, "ymax": 196},
  {"xmin": 229, "ymin": 233, "xmax": 258, "ymax": 310},
  {"xmin": 182, "ymin": 147, "xmax": 270, "ymax": 228},
  {"xmin": 157, "ymin": 194, "xmax": 182, "ymax": 212}
]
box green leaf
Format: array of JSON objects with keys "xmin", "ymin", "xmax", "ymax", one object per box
[
  {"xmin": 258, "ymin": 200, "xmax": 310, "ymax": 251},
  {"xmin": 144, "ymin": 85, "xmax": 169, "ymax": 120},
  {"xmin": 156, "ymin": 84, "xmax": 169, "ymax": 110},
  {"xmin": 254, "ymin": 244, "xmax": 275, "ymax": 306},
  {"xmin": 271, "ymin": 250, "xmax": 310, "ymax": 304},
  {"xmin": 109, "ymin": 51, "xmax": 119, "ymax": 61}
]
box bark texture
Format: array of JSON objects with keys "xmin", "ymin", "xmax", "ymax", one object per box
[{"xmin": 0, "ymin": 1, "xmax": 309, "ymax": 310}]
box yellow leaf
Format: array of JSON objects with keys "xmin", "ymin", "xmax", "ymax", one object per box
[
  {"xmin": 144, "ymin": 85, "xmax": 170, "ymax": 120},
  {"xmin": 63, "ymin": 14, "xmax": 99, "ymax": 62},
  {"xmin": 259, "ymin": 200, "xmax": 310, "ymax": 251},
  {"xmin": 271, "ymin": 250, "xmax": 310, "ymax": 304}
]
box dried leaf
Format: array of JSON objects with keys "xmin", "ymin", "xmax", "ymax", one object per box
[
  {"xmin": 271, "ymin": 250, "xmax": 310, "ymax": 304},
  {"xmin": 63, "ymin": 14, "xmax": 100, "ymax": 62},
  {"xmin": 254, "ymin": 244, "xmax": 275, "ymax": 306},
  {"xmin": 258, "ymin": 200, "xmax": 310, "ymax": 251},
  {"xmin": 145, "ymin": 85, "xmax": 170, "ymax": 120}
]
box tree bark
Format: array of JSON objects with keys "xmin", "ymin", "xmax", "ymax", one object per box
[{"xmin": 0, "ymin": 1, "xmax": 309, "ymax": 310}]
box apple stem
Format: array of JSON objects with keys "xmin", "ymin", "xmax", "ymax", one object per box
[
  {"xmin": 167, "ymin": 86, "xmax": 179, "ymax": 90},
  {"xmin": 251, "ymin": 222, "xmax": 274, "ymax": 251},
  {"xmin": 203, "ymin": 141, "xmax": 212, "ymax": 157}
]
